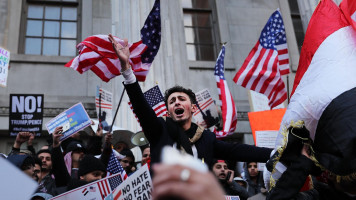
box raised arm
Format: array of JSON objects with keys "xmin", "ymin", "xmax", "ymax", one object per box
[{"xmin": 108, "ymin": 34, "xmax": 163, "ymax": 144}]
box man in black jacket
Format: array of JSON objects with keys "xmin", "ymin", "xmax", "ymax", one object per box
[{"xmin": 108, "ymin": 34, "xmax": 272, "ymax": 169}]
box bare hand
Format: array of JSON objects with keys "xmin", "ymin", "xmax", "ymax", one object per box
[
  {"xmin": 28, "ymin": 132, "xmax": 35, "ymax": 146},
  {"xmin": 301, "ymin": 144, "xmax": 311, "ymax": 159},
  {"xmin": 226, "ymin": 169, "xmax": 235, "ymax": 184},
  {"xmin": 152, "ymin": 164, "xmax": 225, "ymax": 200},
  {"xmin": 104, "ymin": 133, "xmax": 112, "ymax": 145},
  {"xmin": 108, "ymin": 34, "xmax": 130, "ymax": 71},
  {"xmin": 14, "ymin": 132, "xmax": 32, "ymax": 148},
  {"xmin": 96, "ymin": 122, "xmax": 103, "ymax": 137},
  {"xmin": 52, "ymin": 126, "xmax": 63, "ymax": 148}
]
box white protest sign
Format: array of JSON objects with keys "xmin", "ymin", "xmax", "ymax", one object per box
[
  {"xmin": 255, "ymin": 130, "xmax": 278, "ymax": 170},
  {"xmin": 0, "ymin": 47, "xmax": 10, "ymax": 87},
  {"xmin": 96, "ymin": 87, "xmax": 113, "ymax": 131},
  {"xmin": 0, "ymin": 157, "xmax": 38, "ymax": 200},
  {"xmin": 51, "ymin": 173, "xmax": 123, "ymax": 200},
  {"xmin": 193, "ymin": 88, "xmax": 219, "ymax": 128},
  {"xmin": 105, "ymin": 165, "xmax": 152, "ymax": 200},
  {"xmin": 248, "ymin": 90, "xmax": 285, "ymax": 112}
]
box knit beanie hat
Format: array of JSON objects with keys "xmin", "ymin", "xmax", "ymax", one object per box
[{"xmin": 78, "ymin": 155, "xmax": 106, "ymax": 176}]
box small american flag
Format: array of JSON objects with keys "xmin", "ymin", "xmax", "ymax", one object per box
[
  {"xmin": 97, "ymin": 173, "xmax": 123, "ymax": 199},
  {"xmin": 233, "ymin": 10, "xmax": 289, "ymax": 109},
  {"xmin": 225, "ymin": 196, "xmax": 240, "ymax": 200},
  {"xmin": 213, "ymin": 46, "xmax": 237, "ymax": 138},
  {"xmin": 107, "ymin": 151, "xmax": 128, "ymax": 181},
  {"xmin": 128, "ymin": 85, "xmax": 167, "ymax": 124},
  {"xmin": 65, "ymin": 0, "xmax": 161, "ymax": 82}
]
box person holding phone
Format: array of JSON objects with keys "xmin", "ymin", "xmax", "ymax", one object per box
[{"xmin": 212, "ymin": 160, "xmax": 249, "ymax": 199}]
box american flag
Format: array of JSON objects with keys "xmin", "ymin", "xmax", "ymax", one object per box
[
  {"xmin": 107, "ymin": 151, "xmax": 128, "ymax": 181},
  {"xmin": 213, "ymin": 46, "xmax": 237, "ymax": 138},
  {"xmin": 233, "ymin": 10, "xmax": 289, "ymax": 109},
  {"xmin": 64, "ymin": 0, "xmax": 161, "ymax": 82},
  {"xmin": 97, "ymin": 173, "xmax": 123, "ymax": 199},
  {"xmin": 128, "ymin": 85, "xmax": 167, "ymax": 124},
  {"xmin": 225, "ymin": 196, "xmax": 240, "ymax": 200}
]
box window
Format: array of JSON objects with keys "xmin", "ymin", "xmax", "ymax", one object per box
[
  {"xmin": 21, "ymin": 0, "xmax": 80, "ymax": 56},
  {"xmin": 182, "ymin": 0, "xmax": 218, "ymax": 61},
  {"xmin": 288, "ymin": 0, "xmax": 304, "ymax": 52}
]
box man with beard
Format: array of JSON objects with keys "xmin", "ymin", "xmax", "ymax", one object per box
[
  {"xmin": 212, "ymin": 160, "xmax": 249, "ymax": 199},
  {"xmin": 36, "ymin": 149, "xmax": 56, "ymax": 195},
  {"xmin": 108, "ymin": 35, "xmax": 272, "ymax": 170}
]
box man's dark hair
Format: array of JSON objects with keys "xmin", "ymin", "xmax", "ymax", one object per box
[
  {"xmin": 34, "ymin": 157, "xmax": 42, "ymax": 168},
  {"xmin": 164, "ymin": 86, "xmax": 197, "ymax": 107},
  {"xmin": 36, "ymin": 149, "xmax": 52, "ymax": 157},
  {"xmin": 21, "ymin": 156, "xmax": 35, "ymax": 171}
]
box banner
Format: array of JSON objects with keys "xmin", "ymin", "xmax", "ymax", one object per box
[
  {"xmin": 105, "ymin": 164, "xmax": 152, "ymax": 200},
  {"xmin": 95, "ymin": 86, "xmax": 113, "ymax": 131},
  {"xmin": 51, "ymin": 173, "xmax": 124, "ymax": 200},
  {"xmin": 0, "ymin": 47, "xmax": 10, "ymax": 87},
  {"xmin": 9, "ymin": 94, "xmax": 44, "ymax": 136},
  {"xmin": 46, "ymin": 102, "xmax": 91, "ymax": 141},
  {"xmin": 193, "ymin": 89, "xmax": 220, "ymax": 129}
]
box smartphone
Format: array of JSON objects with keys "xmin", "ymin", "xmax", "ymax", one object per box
[{"xmin": 226, "ymin": 171, "xmax": 232, "ymax": 181}]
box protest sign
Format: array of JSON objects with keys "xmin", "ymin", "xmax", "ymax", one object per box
[
  {"xmin": 9, "ymin": 94, "xmax": 44, "ymax": 136},
  {"xmin": 0, "ymin": 47, "xmax": 10, "ymax": 87},
  {"xmin": 96, "ymin": 86, "xmax": 113, "ymax": 131},
  {"xmin": 105, "ymin": 164, "xmax": 152, "ymax": 200},
  {"xmin": 193, "ymin": 88, "xmax": 219, "ymax": 129},
  {"xmin": 248, "ymin": 108, "xmax": 286, "ymax": 170},
  {"xmin": 46, "ymin": 102, "xmax": 91, "ymax": 141},
  {"xmin": 51, "ymin": 173, "xmax": 123, "ymax": 200},
  {"xmin": 0, "ymin": 157, "xmax": 38, "ymax": 200},
  {"xmin": 248, "ymin": 90, "xmax": 285, "ymax": 112},
  {"xmin": 225, "ymin": 196, "xmax": 240, "ymax": 200}
]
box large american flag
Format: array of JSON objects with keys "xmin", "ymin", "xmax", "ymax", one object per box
[
  {"xmin": 233, "ymin": 10, "xmax": 289, "ymax": 109},
  {"xmin": 128, "ymin": 85, "xmax": 167, "ymax": 124},
  {"xmin": 65, "ymin": 0, "xmax": 161, "ymax": 82},
  {"xmin": 213, "ymin": 46, "xmax": 237, "ymax": 138}
]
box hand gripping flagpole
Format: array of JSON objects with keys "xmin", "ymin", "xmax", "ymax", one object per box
[{"xmin": 108, "ymin": 88, "xmax": 126, "ymax": 134}]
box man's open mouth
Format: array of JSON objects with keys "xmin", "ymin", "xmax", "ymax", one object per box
[{"xmin": 174, "ymin": 108, "xmax": 184, "ymax": 115}]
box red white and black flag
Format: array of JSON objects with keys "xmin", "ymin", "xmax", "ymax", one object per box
[
  {"xmin": 65, "ymin": 0, "xmax": 161, "ymax": 82},
  {"xmin": 266, "ymin": 0, "xmax": 356, "ymax": 191}
]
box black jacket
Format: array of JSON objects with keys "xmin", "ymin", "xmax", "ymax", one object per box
[{"xmin": 125, "ymin": 81, "xmax": 272, "ymax": 168}]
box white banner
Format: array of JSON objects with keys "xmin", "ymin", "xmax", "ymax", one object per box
[
  {"xmin": 105, "ymin": 164, "xmax": 152, "ymax": 200},
  {"xmin": 0, "ymin": 47, "xmax": 10, "ymax": 87}
]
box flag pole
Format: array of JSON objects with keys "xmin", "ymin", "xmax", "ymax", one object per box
[
  {"xmin": 287, "ymin": 75, "xmax": 290, "ymax": 103},
  {"xmin": 108, "ymin": 88, "xmax": 126, "ymax": 134}
]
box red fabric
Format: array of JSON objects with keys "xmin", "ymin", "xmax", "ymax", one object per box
[{"xmin": 291, "ymin": 0, "xmax": 349, "ymax": 97}]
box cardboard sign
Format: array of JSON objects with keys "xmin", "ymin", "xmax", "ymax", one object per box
[
  {"xmin": 248, "ymin": 90, "xmax": 285, "ymax": 112},
  {"xmin": 9, "ymin": 94, "xmax": 44, "ymax": 136},
  {"xmin": 51, "ymin": 173, "xmax": 124, "ymax": 200},
  {"xmin": 0, "ymin": 47, "xmax": 10, "ymax": 87},
  {"xmin": 46, "ymin": 102, "xmax": 91, "ymax": 141},
  {"xmin": 0, "ymin": 157, "xmax": 38, "ymax": 200},
  {"xmin": 193, "ymin": 88, "xmax": 219, "ymax": 128},
  {"xmin": 96, "ymin": 87, "xmax": 113, "ymax": 131},
  {"xmin": 105, "ymin": 165, "xmax": 152, "ymax": 200}
]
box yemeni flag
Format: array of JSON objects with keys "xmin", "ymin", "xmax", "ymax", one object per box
[{"xmin": 266, "ymin": 0, "xmax": 356, "ymax": 190}]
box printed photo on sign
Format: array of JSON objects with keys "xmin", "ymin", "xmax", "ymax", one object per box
[
  {"xmin": 105, "ymin": 164, "xmax": 152, "ymax": 200},
  {"xmin": 96, "ymin": 86, "xmax": 113, "ymax": 131},
  {"xmin": 0, "ymin": 47, "xmax": 10, "ymax": 87},
  {"xmin": 193, "ymin": 89, "xmax": 220, "ymax": 129},
  {"xmin": 46, "ymin": 102, "xmax": 91, "ymax": 141},
  {"xmin": 9, "ymin": 94, "xmax": 44, "ymax": 136}
]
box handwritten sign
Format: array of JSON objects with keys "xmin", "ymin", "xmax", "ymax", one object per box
[
  {"xmin": 9, "ymin": 94, "xmax": 44, "ymax": 136},
  {"xmin": 0, "ymin": 47, "xmax": 10, "ymax": 87},
  {"xmin": 105, "ymin": 165, "xmax": 152, "ymax": 200},
  {"xmin": 46, "ymin": 102, "xmax": 91, "ymax": 141}
]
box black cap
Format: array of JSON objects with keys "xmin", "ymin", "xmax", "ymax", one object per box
[{"xmin": 78, "ymin": 155, "xmax": 106, "ymax": 176}]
